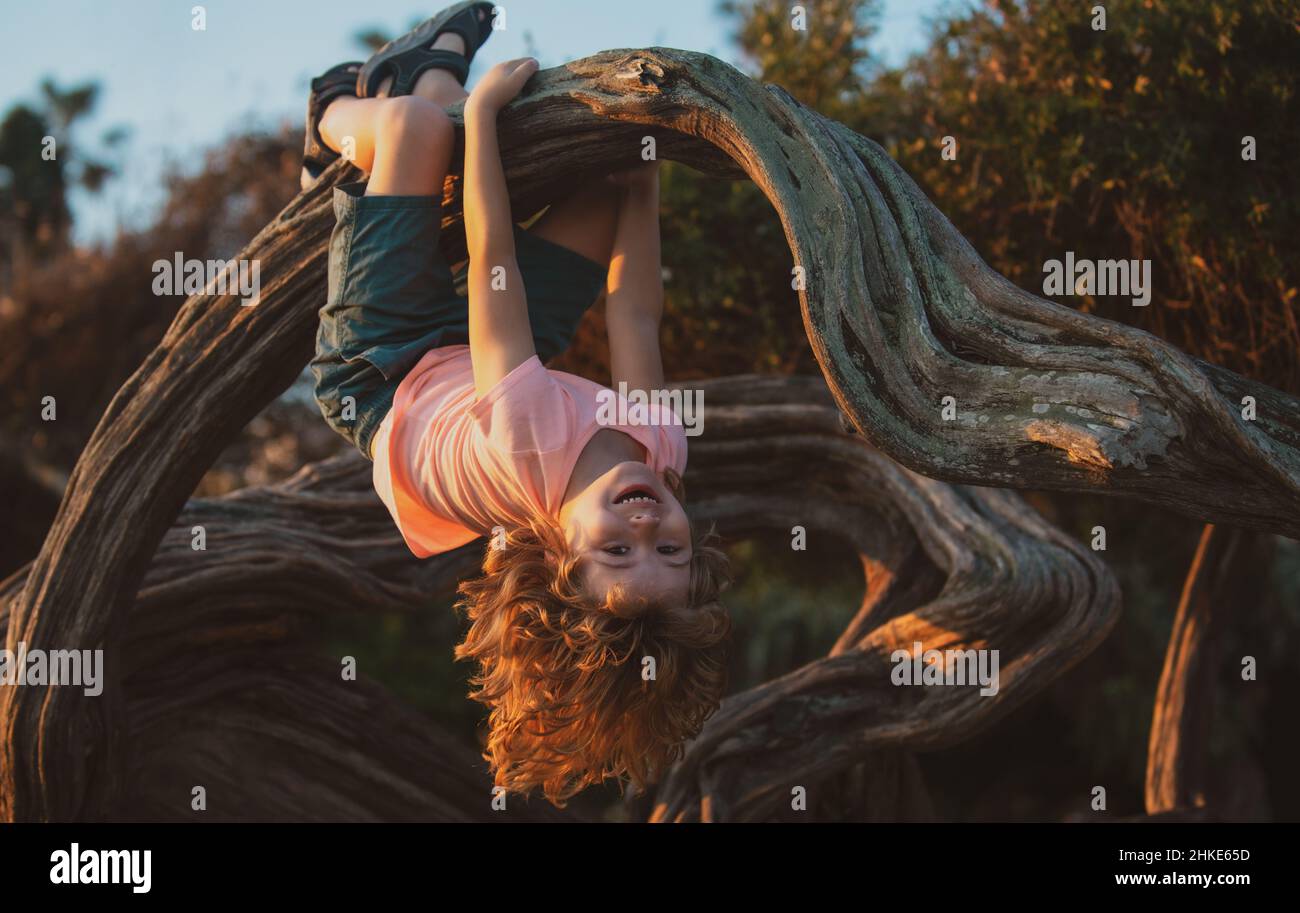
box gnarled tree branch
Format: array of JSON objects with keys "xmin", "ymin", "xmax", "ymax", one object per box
[
  {"xmin": 2, "ymin": 375, "xmax": 1117, "ymax": 821},
  {"xmin": 4, "ymin": 41, "xmax": 1296, "ymax": 821}
]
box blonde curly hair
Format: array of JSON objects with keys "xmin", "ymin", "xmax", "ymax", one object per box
[{"xmin": 454, "ymin": 470, "xmax": 731, "ymax": 806}]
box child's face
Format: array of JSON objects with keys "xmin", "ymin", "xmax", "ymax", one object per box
[{"xmin": 558, "ymin": 461, "xmax": 693, "ymax": 612}]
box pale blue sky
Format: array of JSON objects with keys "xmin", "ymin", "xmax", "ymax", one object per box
[{"xmin": 2, "ymin": 0, "xmax": 954, "ymax": 242}]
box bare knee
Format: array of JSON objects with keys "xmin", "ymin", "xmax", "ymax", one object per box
[
  {"xmin": 365, "ymin": 96, "xmax": 455, "ymax": 194},
  {"xmin": 374, "ymin": 96, "xmax": 453, "ymax": 154}
]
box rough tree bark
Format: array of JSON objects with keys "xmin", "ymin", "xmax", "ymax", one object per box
[
  {"xmin": 1, "ymin": 375, "xmax": 1116, "ymax": 821},
  {"xmin": 651, "ymin": 379, "xmax": 1118, "ymax": 821},
  {"xmin": 0, "ymin": 462, "xmax": 565, "ymax": 823},
  {"xmin": 1144, "ymin": 524, "xmax": 1261, "ymax": 820},
  {"xmin": 4, "ymin": 38, "xmax": 1299, "ymax": 821}
]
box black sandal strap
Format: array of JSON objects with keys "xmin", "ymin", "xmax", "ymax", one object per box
[
  {"xmin": 357, "ymin": 1, "xmax": 495, "ymax": 97},
  {"xmin": 301, "ymin": 157, "xmax": 331, "ymax": 182},
  {"xmin": 304, "ymin": 62, "xmax": 362, "ymax": 175},
  {"xmin": 384, "ymin": 48, "xmax": 471, "ymax": 97},
  {"xmin": 312, "ymin": 62, "xmax": 362, "ymax": 100},
  {"xmin": 435, "ymin": 3, "xmax": 494, "ymax": 59}
]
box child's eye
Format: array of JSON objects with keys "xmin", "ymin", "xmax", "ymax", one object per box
[
  {"xmin": 658, "ymin": 546, "xmax": 681, "ymax": 555},
  {"xmin": 604, "ymin": 546, "xmax": 629, "ymax": 556}
]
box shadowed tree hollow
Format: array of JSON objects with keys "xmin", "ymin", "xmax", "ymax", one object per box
[{"xmin": 3, "ymin": 40, "xmax": 1297, "ymax": 822}]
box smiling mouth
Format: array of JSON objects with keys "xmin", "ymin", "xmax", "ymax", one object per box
[{"xmin": 613, "ymin": 485, "xmax": 660, "ymax": 505}]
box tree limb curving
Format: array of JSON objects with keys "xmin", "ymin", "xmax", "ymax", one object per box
[{"xmin": 4, "ymin": 46, "xmax": 1290, "ymax": 821}]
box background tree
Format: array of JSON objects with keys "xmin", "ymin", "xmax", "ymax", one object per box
[
  {"xmin": 863, "ymin": 0, "xmax": 1299, "ymax": 391},
  {"xmin": 671, "ymin": 0, "xmax": 1300, "ymax": 820},
  {"xmin": 0, "ymin": 80, "xmax": 123, "ymax": 272}
]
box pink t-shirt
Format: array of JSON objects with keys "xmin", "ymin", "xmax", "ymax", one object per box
[{"xmin": 371, "ymin": 345, "xmax": 688, "ymax": 559}]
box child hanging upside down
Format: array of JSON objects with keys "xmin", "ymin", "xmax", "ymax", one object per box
[{"xmin": 303, "ymin": 2, "xmax": 731, "ymax": 806}]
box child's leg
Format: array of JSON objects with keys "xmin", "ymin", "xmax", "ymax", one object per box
[
  {"xmin": 319, "ymin": 12, "xmax": 622, "ymax": 258},
  {"xmin": 364, "ymin": 97, "xmax": 456, "ymax": 196},
  {"xmin": 318, "ymin": 96, "xmax": 453, "ymax": 195},
  {"xmin": 372, "ymin": 29, "xmax": 471, "ymax": 106},
  {"xmin": 507, "ymin": 180, "xmax": 637, "ymax": 366},
  {"xmin": 525, "ymin": 180, "xmax": 623, "ymax": 268},
  {"xmin": 317, "ymin": 30, "xmax": 470, "ymax": 192}
]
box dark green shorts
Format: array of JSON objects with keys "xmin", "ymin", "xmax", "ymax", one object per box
[{"xmin": 311, "ymin": 181, "xmax": 607, "ymax": 458}]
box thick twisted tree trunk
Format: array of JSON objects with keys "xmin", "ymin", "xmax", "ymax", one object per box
[
  {"xmin": 4, "ymin": 39, "xmax": 1298, "ymax": 820},
  {"xmin": 0, "ymin": 461, "xmax": 546, "ymax": 822},
  {"xmin": 652, "ymin": 379, "xmax": 1118, "ymax": 821},
  {"xmin": 1, "ymin": 375, "xmax": 1116, "ymax": 821}
]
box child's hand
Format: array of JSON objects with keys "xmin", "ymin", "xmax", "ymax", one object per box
[{"xmin": 466, "ymin": 57, "xmax": 540, "ymax": 117}]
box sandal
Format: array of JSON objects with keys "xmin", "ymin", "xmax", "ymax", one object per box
[
  {"xmin": 302, "ymin": 61, "xmax": 363, "ymax": 187},
  {"xmin": 356, "ymin": 1, "xmax": 495, "ymax": 97}
]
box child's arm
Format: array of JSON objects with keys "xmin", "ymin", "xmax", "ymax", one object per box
[
  {"xmin": 605, "ymin": 162, "xmax": 665, "ymax": 393},
  {"xmin": 463, "ymin": 57, "xmax": 540, "ymax": 398}
]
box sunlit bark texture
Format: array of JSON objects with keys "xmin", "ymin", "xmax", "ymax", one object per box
[
  {"xmin": 0, "ymin": 376, "xmax": 1118, "ymax": 821},
  {"xmin": 4, "ymin": 42, "xmax": 1297, "ymax": 821},
  {"xmin": 1144, "ymin": 524, "xmax": 1261, "ymax": 821}
]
